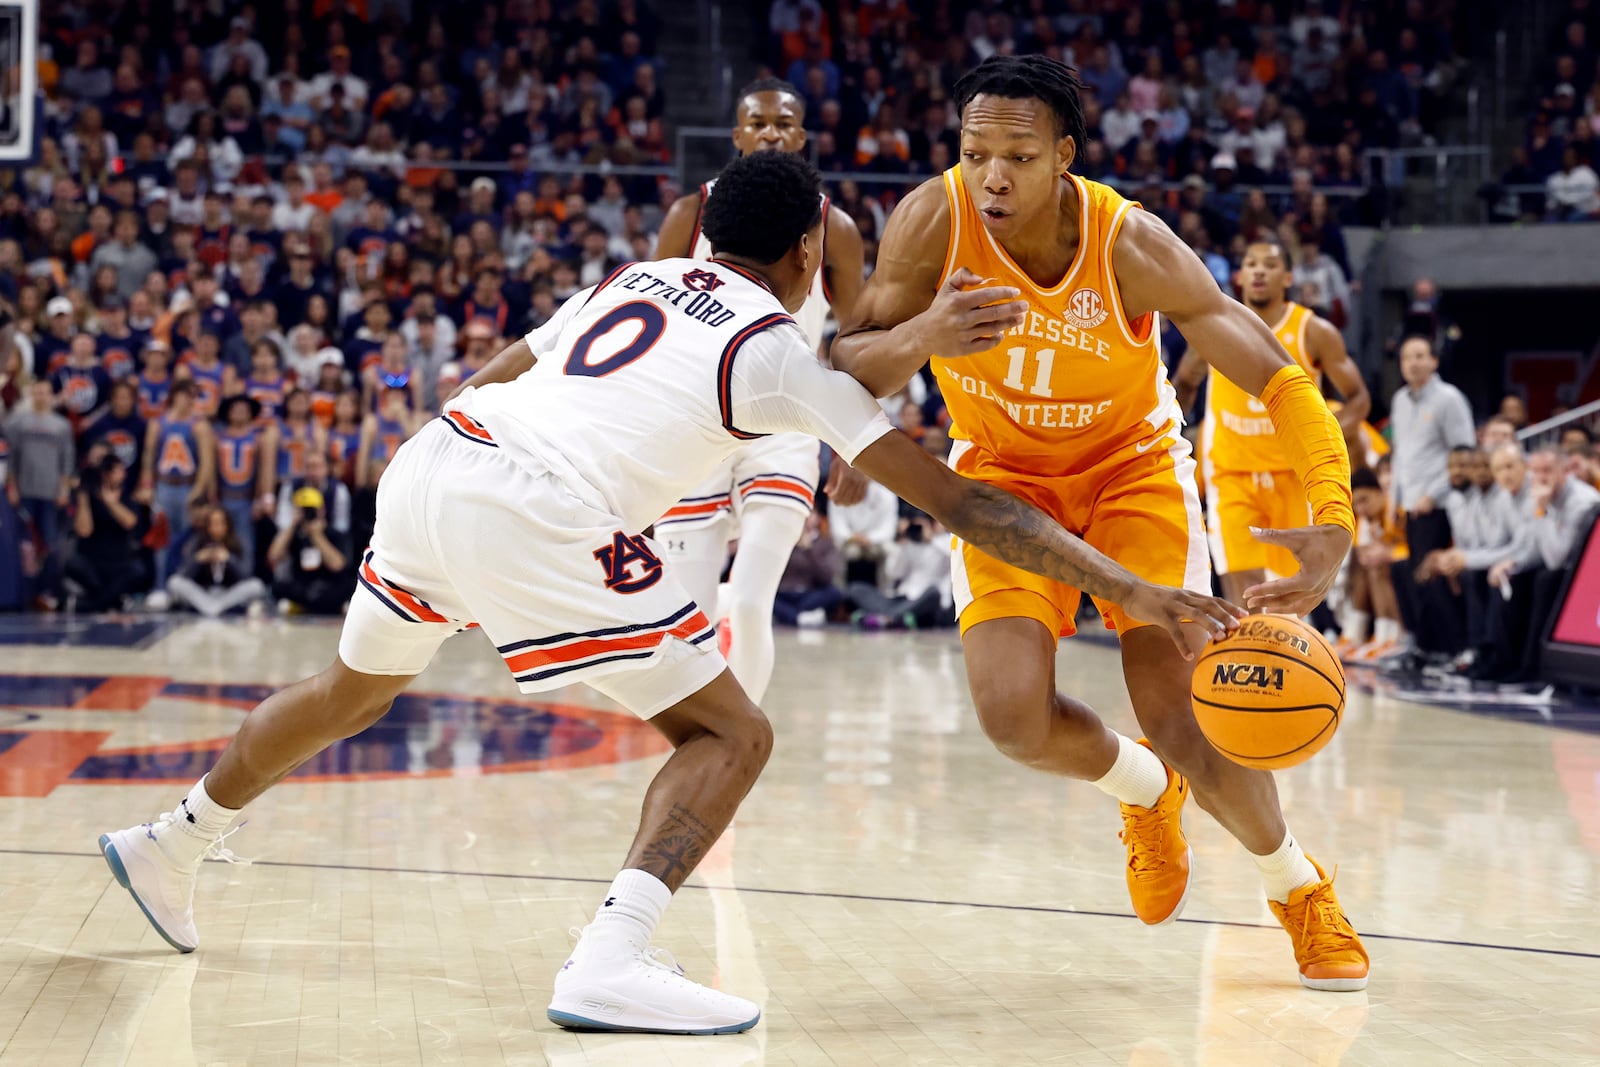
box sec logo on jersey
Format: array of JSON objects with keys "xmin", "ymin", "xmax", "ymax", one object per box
[{"xmin": 1066, "ymin": 288, "xmax": 1109, "ymax": 330}]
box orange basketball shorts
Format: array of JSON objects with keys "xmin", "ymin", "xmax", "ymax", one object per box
[
  {"xmin": 948, "ymin": 436, "xmax": 1211, "ymax": 638},
  {"xmin": 1205, "ymin": 468, "xmax": 1310, "ymax": 578}
]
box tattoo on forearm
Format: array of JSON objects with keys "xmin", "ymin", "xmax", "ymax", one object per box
[{"xmin": 953, "ymin": 483, "xmax": 1139, "ymax": 603}]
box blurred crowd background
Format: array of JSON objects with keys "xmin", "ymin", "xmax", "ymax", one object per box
[{"xmin": 0, "ymin": 0, "xmax": 1595, "ymax": 690}]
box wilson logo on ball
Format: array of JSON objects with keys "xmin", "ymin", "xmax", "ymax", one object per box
[
  {"xmin": 1211, "ymin": 663, "xmax": 1287, "ymax": 690},
  {"xmin": 1235, "ymin": 620, "xmax": 1311, "ymax": 654}
]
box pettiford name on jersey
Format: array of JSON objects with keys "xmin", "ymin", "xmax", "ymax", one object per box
[{"xmin": 454, "ymin": 259, "xmax": 889, "ymax": 534}]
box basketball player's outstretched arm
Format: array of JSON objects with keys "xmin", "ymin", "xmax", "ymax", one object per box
[
  {"xmin": 1113, "ymin": 211, "xmax": 1354, "ymax": 614},
  {"xmin": 831, "ymin": 180, "xmax": 1029, "ymax": 398},
  {"xmin": 1306, "ymin": 315, "xmax": 1371, "ymax": 435},
  {"xmin": 851, "ymin": 431, "xmax": 1243, "ymax": 658}
]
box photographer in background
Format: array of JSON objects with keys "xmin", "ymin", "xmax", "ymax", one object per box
[
  {"xmin": 772, "ymin": 510, "xmax": 845, "ymax": 627},
  {"xmin": 65, "ymin": 454, "xmax": 151, "ymax": 612},
  {"xmin": 267, "ymin": 484, "xmax": 352, "ymax": 615},
  {"xmin": 167, "ymin": 505, "xmax": 270, "ymax": 618},
  {"xmin": 847, "ymin": 517, "xmax": 954, "ymax": 630}
]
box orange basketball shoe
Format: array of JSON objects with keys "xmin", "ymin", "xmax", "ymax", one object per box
[
  {"xmin": 1118, "ymin": 740, "xmax": 1192, "ymax": 926},
  {"xmin": 1269, "ymin": 857, "xmax": 1370, "ymax": 991}
]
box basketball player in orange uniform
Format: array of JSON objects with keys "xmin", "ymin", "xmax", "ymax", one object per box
[
  {"xmin": 1172, "ymin": 239, "xmax": 1370, "ymax": 604},
  {"xmin": 832, "ymin": 56, "xmax": 1369, "ymax": 990}
]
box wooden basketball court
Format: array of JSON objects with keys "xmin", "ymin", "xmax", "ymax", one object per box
[{"xmin": 1, "ymin": 615, "xmax": 1596, "ymax": 1065}]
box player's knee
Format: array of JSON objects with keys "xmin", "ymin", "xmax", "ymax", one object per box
[
  {"xmin": 728, "ymin": 703, "xmax": 775, "ymax": 771},
  {"xmin": 971, "ymin": 685, "xmax": 1051, "ymax": 766}
]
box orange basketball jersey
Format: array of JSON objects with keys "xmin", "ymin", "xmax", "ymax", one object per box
[
  {"xmin": 1203, "ymin": 302, "xmax": 1320, "ymax": 474},
  {"xmin": 932, "ymin": 168, "xmax": 1178, "ymax": 477}
]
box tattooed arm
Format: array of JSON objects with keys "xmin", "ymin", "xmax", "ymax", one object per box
[{"xmin": 850, "ymin": 431, "xmax": 1243, "ymax": 657}]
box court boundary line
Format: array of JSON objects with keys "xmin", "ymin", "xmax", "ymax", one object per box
[{"xmin": 6, "ymin": 847, "xmax": 1598, "ymax": 962}]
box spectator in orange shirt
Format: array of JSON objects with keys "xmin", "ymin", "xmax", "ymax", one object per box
[{"xmin": 303, "ymin": 163, "xmax": 344, "ymax": 215}]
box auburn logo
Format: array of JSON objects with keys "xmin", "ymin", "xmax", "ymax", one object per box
[
  {"xmin": 1211, "ymin": 663, "xmax": 1287, "ymax": 690},
  {"xmin": 682, "ymin": 268, "xmax": 725, "ymax": 292},
  {"xmin": 593, "ymin": 532, "xmax": 664, "ymax": 594}
]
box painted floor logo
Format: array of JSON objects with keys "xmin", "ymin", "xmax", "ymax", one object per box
[{"xmin": 0, "ymin": 673, "xmax": 669, "ymax": 797}]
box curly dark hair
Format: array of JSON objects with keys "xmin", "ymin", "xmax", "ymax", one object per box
[
  {"xmin": 701, "ymin": 152, "xmax": 824, "ymax": 265},
  {"xmin": 954, "ymin": 54, "xmax": 1090, "ymax": 158}
]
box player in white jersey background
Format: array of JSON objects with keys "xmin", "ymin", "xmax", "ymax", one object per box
[
  {"xmin": 99, "ymin": 152, "xmax": 1245, "ymax": 1038},
  {"xmin": 651, "ymin": 78, "xmax": 870, "ymax": 703}
]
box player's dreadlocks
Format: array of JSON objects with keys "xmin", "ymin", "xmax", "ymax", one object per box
[
  {"xmin": 954, "ymin": 55, "xmax": 1091, "ymax": 160},
  {"xmin": 702, "ymin": 151, "xmax": 824, "ymax": 265}
]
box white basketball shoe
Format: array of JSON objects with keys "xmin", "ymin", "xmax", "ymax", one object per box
[
  {"xmin": 547, "ymin": 925, "xmax": 760, "ymax": 1035},
  {"xmin": 99, "ymin": 815, "xmax": 243, "ymax": 953}
]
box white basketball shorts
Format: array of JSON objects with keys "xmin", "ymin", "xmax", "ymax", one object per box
[
  {"xmin": 653, "ymin": 432, "xmax": 820, "ymax": 532},
  {"xmin": 337, "ymin": 414, "xmax": 725, "ymax": 718}
]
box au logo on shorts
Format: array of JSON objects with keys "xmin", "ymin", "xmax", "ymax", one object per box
[
  {"xmin": 1065, "ymin": 288, "xmax": 1109, "ymax": 330},
  {"xmin": 594, "ymin": 532, "xmax": 665, "ymax": 594}
]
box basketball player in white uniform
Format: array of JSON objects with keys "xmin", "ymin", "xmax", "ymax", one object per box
[
  {"xmin": 652, "ymin": 78, "xmax": 868, "ymax": 702},
  {"xmin": 97, "ymin": 153, "xmax": 1241, "ymax": 1036}
]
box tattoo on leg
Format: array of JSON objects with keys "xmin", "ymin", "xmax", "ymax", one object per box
[
  {"xmin": 639, "ymin": 834, "xmax": 706, "ymax": 883},
  {"xmin": 637, "ymin": 803, "xmax": 715, "ymax": 884}
]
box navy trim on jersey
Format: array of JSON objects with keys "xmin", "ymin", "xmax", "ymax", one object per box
[
  {"xmin": 494, "ymin": 602, "xmax": 701, "ymax": 653},
  {"xmin": 717, "ymin": 312, "xmax": 792, "ymax": 441},
  {"xmin": 582, "ymin": 262, "xmax": 636, "ymax": 307}
]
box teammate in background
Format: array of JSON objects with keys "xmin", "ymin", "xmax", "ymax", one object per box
[
  {"xmin": 831, "ymin": 56, "xmax": 1368, "ymax": 990},
  {"xmin": 1173, "ymin": 239, "xmax": 1370, "ymax": 604},
  {"xmin": 99, "ymin": 153, "xmax": 1242, "ymax": 1036},
  {"xmin": 650, "ymin": 77, "xmax": 869, "ymax": 702}
]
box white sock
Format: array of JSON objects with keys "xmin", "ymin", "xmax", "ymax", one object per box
[
  {"xmin": 1091, "ymin": 734, "xmax": 1168, "ymax": 808},
  {"xmin": 157, "ymin": 775, "xmax": 242, "ymax": 867},
  {"xmin": 589, "ymin": 868, "xmax": 672, "ymax": 947},
  {"xmin": 1374, "ymin": 617, "xmax": 1399, "ymax": 643},
  {"xmin": 1252, "ymin": 831, "xmax": 1321, "ymax": 904},
  {"xmin": 1341, "ymin": 607, "xmax": 1370, "ymax": 644}
]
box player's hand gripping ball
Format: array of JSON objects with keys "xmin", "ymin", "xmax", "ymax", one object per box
[{"xmin": 1191, "ymin": 616, "xmax": 1345, "ymax": 770}]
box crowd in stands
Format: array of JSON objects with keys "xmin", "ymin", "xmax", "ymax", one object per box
[
  {"xmin": 768, "ymin": 0, "xmax": 1463, "ymax": 286},
  {"xmin": 1488, "ymin": 0, "xmax": 1600, "ymax": 221},
  {"xmin": 0, "ymin": 0, "xmax": 674, "ymax": 615},
  {"xmin": 0, "ymin": 0, "xmax": 1594, "ymax": 688}
]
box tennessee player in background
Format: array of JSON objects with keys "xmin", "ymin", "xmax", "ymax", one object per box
[
  {"xmin": 832, "ymin": 56, "xmax": 1368, "ymax": 991},
  {"xmin": 648, "ymin": 78, "xmax": 869, "ymax": 702},
  {"xmin": 1173, "ymin": 239, "xmax": 1370, "ymax": 604}
]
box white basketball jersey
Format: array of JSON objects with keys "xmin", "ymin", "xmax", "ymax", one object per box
[
  {"xmin": 453, "ymin": 259, "xmax": 891, "ymax": 534},
  {"xmin": 692, "ymin": 178, "xmax": 831, "ymax": 349}
]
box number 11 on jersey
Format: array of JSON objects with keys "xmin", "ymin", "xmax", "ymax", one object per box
[{"xmin": 1002, "ymin": 346, "xmax": 1056, "ymax": 398}]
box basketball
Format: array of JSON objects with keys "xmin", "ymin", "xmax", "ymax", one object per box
[{"xmin": 1191, "ymin": 617, "xmax": 1346, "ymax": 770}]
